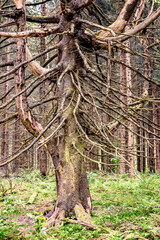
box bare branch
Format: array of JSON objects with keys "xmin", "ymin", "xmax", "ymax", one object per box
[
  {"xmin": 0, "ymin": 10, "xmax": 60, "ymax": 23},
  {"xmin": 0, "ymin": 113, "xmax": 61, "ymax": 167},
  {"xmin": 0, "ymin": 26, "xmax": 59, "ymax": 38},
  {"xmin": 0, "ymin": 67, "xmax": 58, "ymax": 110},
  {"xmin": 74, "ymin": 39, "xmax": 95, "ymax": 73},
  {"xmin": 78, "ymin": 19, "xmax": 116, "ymax": 37},
  {"xmin": 93, "ymin": 7, "xmax": 160, "ymax": 44},
  {"xmin": 0, "ymin": 43, "xmax": 61, "ymax": 80}
]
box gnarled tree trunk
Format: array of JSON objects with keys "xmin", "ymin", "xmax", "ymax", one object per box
[
  {"xmin": 46, "ymin": 32, "xmax": 92, "ymax": 224},
  {"xmin": 47, "ymin": 111, "xmax": 91, "ymax": 225}
]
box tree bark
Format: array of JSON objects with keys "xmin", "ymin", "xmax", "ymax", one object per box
[
  {"xmin": 148, "ymin": 83, "xmax": 155, "ymax": 173},
  {"xmin": 142, "ymin": 37, "xmax": 155, "ymax": 173},
  {"xmin": 119, "ymin": 49, "xmax": 127, "ymax": 173},
  {"xmin": 153, "ymin": 87, "xmax": 160, "ymax": 174},
  {"xmin": 126, "ymin": 37, "xmax": 135, "ymax": 177},
  {"xmin": 137, "ymin": 126, "xmax": 141, "ymax": 172},
  {"xmin": 1, "ymin": 28, "xmax": 10, "ymax": 177},
  {"xmin": 38, "ymin": 2, "xmax": 48, "ymax": 176},
  {"xmin": 12, "ymin": 120, "xmax": 29, "ymax": 174},
  {"xmin": 46, "ymin": 75, "xmax": 92, "ymax": 225}
]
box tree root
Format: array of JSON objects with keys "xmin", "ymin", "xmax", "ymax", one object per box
[
  {"xmin": 74, "ymin": 203, "xmax": 90, "ymax": 222},
  {"xmin": 46, "ymin": 207, "xmax": 65, "ymax": 228},
  {"xmin": 45, "ymin": 203, "xmax": 96, "ymax": 229},
  {"xmin": 63, "ymin": 218, "xmax": 96, "ymax": 229}
]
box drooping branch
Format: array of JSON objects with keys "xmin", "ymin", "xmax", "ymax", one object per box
[
  {"xmin": 74, "ymin": 39, "xmax": 95, "ymax": 73},
  {"xmin": 0, "ymin": 43, "xmax": 61, "ymax": 80},
  {"xmin": 0, "ymin": 97, "xmax": 58, "ymax": 125},
  {"xmin": 0, "ymin": 67, "xmax": 58, "ymax": 110},
  {"xmin": 98, "ymin": 53, "xmax": 160, "ymax": 86},
  {"xmin": 0, "ymin": 112, "xmax": 61, "ymax": 167},
  {"xmin": 84, "ymin": 70, "xmax": 160, "ymax": 135},
  {"xmin": 43, "ymin": 53, "xmax": 58, "ymax": 67},
  {"xmin": 0, "ymin": 92, "xmax": 75, "ymax": 167},
  {"xmin": 70, "ymin": 73, "xmax": 132, "ymax": 161},
  {"xmin": 0, "ymin": 114, "xmax": 18, "ymax": 125},
  {"xmin": 0, "ymin": 86, "xmax": 14, "ymax": 101}
]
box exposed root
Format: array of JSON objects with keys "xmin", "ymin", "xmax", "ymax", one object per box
[
  {"xmin": 74, "ymin": 203, "xmax": 91, "ymax": 222},
  {"xmin": 63, "ymin": 219, "xmax": 96, "ymax": 229},
  {"xmin": 45, "ymin": 203, "xmax": 95, "ymax": 229},
  {"xmin": 46, "ymin": 207, "xmax": 65, "ymax": 228},
  {"xmin": 74, "ymin": 203, "xmax": 96, "ymax": 228}
]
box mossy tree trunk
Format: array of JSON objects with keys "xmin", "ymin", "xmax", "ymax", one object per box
[
  {"xmin": 46, "ymin": 34, "xmax": 92, "ymax": 224},
  {"xmin": 47, "ymin": 108, "xmax": 92, "ymax": 225}
]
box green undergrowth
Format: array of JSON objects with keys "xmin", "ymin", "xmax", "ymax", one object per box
[{"xmin": 0, "ymin": 170, "xmax": 160, "ymax": 239}]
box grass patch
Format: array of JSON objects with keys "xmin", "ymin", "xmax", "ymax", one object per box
[{"xmin": 0, "ymin": 170, "xmax": 160, "ymax": 239}]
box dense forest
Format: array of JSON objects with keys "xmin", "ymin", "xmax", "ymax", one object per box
[{"xmin": 0, "ymin": 0, "xmax": 160, "ymax": 237}]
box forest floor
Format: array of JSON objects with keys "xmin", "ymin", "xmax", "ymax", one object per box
[{"xmin": 0, "ymin": 170, "xmax": 160, "ymax": 240}]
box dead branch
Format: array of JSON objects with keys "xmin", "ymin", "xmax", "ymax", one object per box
[
  {"xmin": 75, "ymin": 39, "xmax": 95, "ymax": 73},
  {"xmin": 0, "ymin": 67, "xmax": 58, "ymax": 110},
  {"xmin": 0, "ymin": 112, "xmax": 61, "ymax": 167},
  {"xmin": 0, "ymin": 10, "xmax": 60, "ymax": 23},
  {"xmin": 0, "ymin": 43, "xmax": 61, "ymax": 80},
  {"xmin": 92, "ymin": 7, "xmax": 160, "ymax": 44},
  {"xmin": 0, "ymin": 26, "xmax": 59, "ymax": 38},
  {"xmin": 78, "ymin": 19, "xmax": 116, "ymax": 36}
]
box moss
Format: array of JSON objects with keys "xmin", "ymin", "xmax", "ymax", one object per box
[
  {"xmin": 74, "ymin": 204, "xmax": 90, "ymax": 222},
  {"xmin": 64, "ymin": 143, "xmax": 70, "ymax": 164}
]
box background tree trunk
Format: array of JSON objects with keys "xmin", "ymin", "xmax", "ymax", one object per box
[
  {"xmin": 38, "ymin": 1, "xmax": 48, "ymax": 176},
  {"xmin": 148, "ymin": 83, "xmax": 155, "ymax": 173},
  {"xmin": 1, "ymin": 34, "xmax": 10, "ymax": 177},
  {"xmin": 126, "ymin": 37, "xmax": 135, "ymax": 177},
  {"xmin": 119, "ymin": 49, "xmax": 127, "ymax": 174}
]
